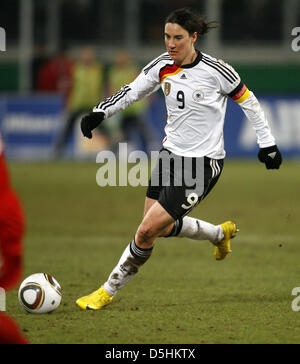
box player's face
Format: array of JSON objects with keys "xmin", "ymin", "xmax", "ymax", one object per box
[{"xmin": 164, "ymin": 23, "xmax": 197, "ymax": 66}]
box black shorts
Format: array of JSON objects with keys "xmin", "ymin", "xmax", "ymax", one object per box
[{"xmin": 146, "ymin": 148, "xmax": 224, "ymax": 220}]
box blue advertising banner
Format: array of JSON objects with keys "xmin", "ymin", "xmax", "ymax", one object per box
[
  {"xmin": 0, "ymin": 95, "xmax": 65, "ymax": 160},
  {"xmin": 0, "ymin": 93, "xmax": 299, "ymax": 160}
]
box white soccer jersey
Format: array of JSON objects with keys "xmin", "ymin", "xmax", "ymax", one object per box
[{"xmin": 94, "ymin": 51, "xmax": 275, "ymax": 158}]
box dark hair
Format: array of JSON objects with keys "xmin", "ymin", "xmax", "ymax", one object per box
[{"xmin": 165, "ymin": 7, "xmax": 218, "ymax": 37}]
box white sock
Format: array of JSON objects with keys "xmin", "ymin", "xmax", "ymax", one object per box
[
  {"xmin": 103, "ymin": 240, "xmax": 152, "ymax": 296},
  {"xmin": 177, "ymin": 216, "xmax": 224, "ymax": 243}
]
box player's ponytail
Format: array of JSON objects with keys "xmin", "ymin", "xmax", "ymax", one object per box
[{"xmin": 165, "ymin": 7, "xmax": 218, "ymax": 37}]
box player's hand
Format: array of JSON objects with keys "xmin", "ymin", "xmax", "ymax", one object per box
[
  {"xmin": 80, "ymin": 112, "xmax": 105, "ymax": 139},
  {"xmin": 258, "ymin": 145, "xmax": 282, "ymax": 169}
]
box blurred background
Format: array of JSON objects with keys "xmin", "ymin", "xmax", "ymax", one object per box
[{"xmin": 0, "ymin": 0, "xmax": 300, "ymax": 160}]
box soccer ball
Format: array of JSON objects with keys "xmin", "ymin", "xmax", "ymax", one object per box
[{"xmin": 18, "ymin": 273, "xmax": 62, "ymax": 314}]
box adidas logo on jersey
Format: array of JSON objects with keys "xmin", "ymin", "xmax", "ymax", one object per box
[{"xmin": 180, "ymin": 73, "xmax": 187, "ymax": 80}]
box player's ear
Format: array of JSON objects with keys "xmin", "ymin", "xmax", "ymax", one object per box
[{"xmin": 191, "ymin": 31, "xmax": 197, "ymax": 44}]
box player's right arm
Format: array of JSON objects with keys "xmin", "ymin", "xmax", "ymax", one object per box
[{"xmin": 81, "ymin": 53, "xmax": 170, "ymax": 139}]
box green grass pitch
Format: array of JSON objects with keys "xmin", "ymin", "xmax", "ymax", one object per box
[{"xmin": 5, "ymin": 159, "xmax": 300, "ymax": 344}]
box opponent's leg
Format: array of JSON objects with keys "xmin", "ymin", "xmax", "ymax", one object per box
[{"xmin": 0, "ymin": 313, "xmax": 29, "ymax": 344}]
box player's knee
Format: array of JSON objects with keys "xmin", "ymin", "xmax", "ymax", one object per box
[{"xmin": 136, "ymin": 222, "xmax": 157, "ymax": 244}]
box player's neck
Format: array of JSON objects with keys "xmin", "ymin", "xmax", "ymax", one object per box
[{"xmin": 176, "ymin": 49, "xmax": 197, "ymax": 67}]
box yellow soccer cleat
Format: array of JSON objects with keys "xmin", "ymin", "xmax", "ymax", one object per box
[
  {"xmin": 212, "ymin": 221, "xmax": 238, "ymax": 261},
  {"xmin": 76, "ymin": 286, "xmax": 113, "ymax": 311}
]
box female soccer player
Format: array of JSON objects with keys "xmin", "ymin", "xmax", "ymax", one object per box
[
  {"xmin": 0, "ymin": 133, "xmax": 29, "ymax": 343},
  {"xmin": 76, "ymin": 8, "xmax": 282, "ymax": 310}
]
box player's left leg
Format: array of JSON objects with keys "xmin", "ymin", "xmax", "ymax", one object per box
[
  {"xmin": 159, "ymin": 156, "xmax": 238, "ymax": 260},
  {"xmin": 168, "ymin": 217, "xmax": 237, "ymax": 260},
  {"xmin": 142, "ymin": 197, "xmax": 222, "ymax": 242},
  {"xmin": 140, "ymin": 153, "xmax": 238, "ymax": 257}
]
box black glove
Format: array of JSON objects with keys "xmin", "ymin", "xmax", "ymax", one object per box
[
  {"xmin": 80, "ymin": 112, "xmax": 105, "ymax": 139},
  {"xmin": 258, "ymin": 145, "xmax": 282, "ymax": 170}
]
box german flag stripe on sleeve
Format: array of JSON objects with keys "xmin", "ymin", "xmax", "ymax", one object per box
[{"xmin": 228, "ymin": 81, "xmax": 250, "ymax": 103}]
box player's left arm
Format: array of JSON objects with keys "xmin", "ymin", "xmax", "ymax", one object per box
[
  {"xmin": 214, "ymin": 59, "xmax": 282, "ymax": 170},
  {"xmin": 228, "ymin": 82, "xmax": 282, "ymax": 169}
]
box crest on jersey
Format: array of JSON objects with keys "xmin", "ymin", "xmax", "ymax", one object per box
[
  {"xmin": 164, "ymin": 82, "xmax": 171, "ymax": 96},
  {"xmin": 192, "ymin": 88, "xmax": 204, "ymax": 102}
]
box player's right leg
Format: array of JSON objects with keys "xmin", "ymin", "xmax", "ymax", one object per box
[{"xmin": 76, "ymin": 199, "xmax": 174, "ymax": 311}]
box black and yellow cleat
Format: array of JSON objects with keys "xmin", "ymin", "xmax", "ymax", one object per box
[
  {"xmin": 212, "ymin": 221, "xmax": 238, "ymax": 261},
  {"xmin": 76, "ymin": 286, "xmax": 113, "ymax": 311}
]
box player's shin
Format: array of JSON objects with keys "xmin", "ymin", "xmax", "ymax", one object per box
[
  {"xmin": 103, "ymin": 240, "xmax": 153, "ymax": 296},
  {"xmin": 167, "ymin": 216, "xmax": 224, "ymax": 243}
]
